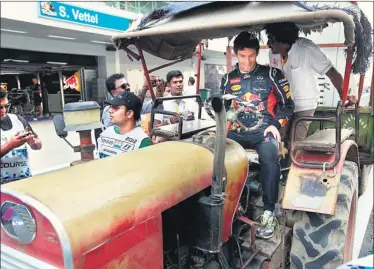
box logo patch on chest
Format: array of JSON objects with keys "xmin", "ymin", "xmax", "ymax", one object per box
[
  {"xmin": 231, "ymin": 85, "xmax": 241, "ymax": 91},
  {"xmin": 230, "ymin": 78, "xmax": 241, "ymax": 84}
]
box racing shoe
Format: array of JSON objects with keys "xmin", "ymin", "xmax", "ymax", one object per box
[{"xmin": 256, "ymin": 210, "xmax": 277, "ymax": 239}]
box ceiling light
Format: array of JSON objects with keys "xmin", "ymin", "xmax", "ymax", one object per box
[
  {"xmin": 1, "ymin": 28, "xmax": 28, "ymax": 34},
  {"xmin": 91, "ymin": 40, "xmax": 113, "ymax": 45},
  {"xmin": 3, "ymin": 59, "xmax": 29, "ymax": 63},
  {"xmin": 48, "ymin": 35, "xmax": 76, "ymax": 40},
  {"xmin": 47, "ymin": 61, "xmax": 68, "ymax": 65}
]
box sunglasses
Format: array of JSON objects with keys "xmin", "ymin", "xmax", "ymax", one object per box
[
  {"xmin": 0, "ymin": 104, "xmax": 10, "ymax": 110},
  {"xmin": 118, "ymin": 84, "xmax": 131, "ymax": 91}
]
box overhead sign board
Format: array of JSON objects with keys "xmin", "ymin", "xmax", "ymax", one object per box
[{"xmin": 38, "ymin": 2, "xmax": 131, "ymax": 32}]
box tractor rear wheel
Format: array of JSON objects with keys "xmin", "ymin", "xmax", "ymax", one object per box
[{"xmin": 289, "ymin": 161, "xmax": 358, "ymax": 269}]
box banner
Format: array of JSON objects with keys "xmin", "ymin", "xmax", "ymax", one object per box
[{"xmin": 38, "ymin": 2, "xmax": 131, "ymax": 32}]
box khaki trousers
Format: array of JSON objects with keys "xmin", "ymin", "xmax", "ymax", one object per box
[{"xmin": 283, "ymin": 109, "xmax": 316, "ymax": 143}]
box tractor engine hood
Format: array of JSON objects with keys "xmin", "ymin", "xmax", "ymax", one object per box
[{"xmin": 1, "ymin": 140, "xmax": 248, "ymax": 268}]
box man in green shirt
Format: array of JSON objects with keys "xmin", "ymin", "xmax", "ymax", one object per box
[{"xmin": 98, "ymin": 92, "xmax": 152, "ymax": 159}]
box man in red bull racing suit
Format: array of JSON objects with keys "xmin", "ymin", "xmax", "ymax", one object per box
[{"xmin": 220, "ymin": 32, "xmax": 294, "ymax": 239}]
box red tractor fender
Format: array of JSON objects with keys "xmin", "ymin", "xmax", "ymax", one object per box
[{"xmin": 282, "ymin": 140, "xmax": 359, "ymax": 215}]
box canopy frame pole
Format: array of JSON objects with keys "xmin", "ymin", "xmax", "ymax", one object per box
[
  {"xmin": 149, "ymin": 57, "xmax": 184, "ymax": 73},
  {"xmin": 370, "ymin": 65, "xmax": 374, "ymax": 107},
  {"xmin": 341, "ymin": 47, "xmax": 354, "ymax": 106},
  {"xmin": 357, "ymin": 75, "xmax": 365, "ymax": 105},
  {"xmin": 196, "ymin": 42, "xmax": 203, "ymax": 94},
  {"xmin": 135, "ymin": 41, "xmax": 156, "ymax": 101},
  {"xmin": 226, "ymin": 44, "xmax": 233, "ymax": 73}
]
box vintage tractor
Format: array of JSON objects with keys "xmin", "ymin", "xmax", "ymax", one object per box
[{"xmin": 1, "ymin": 1, "xmax": 373, "ymax": 269}]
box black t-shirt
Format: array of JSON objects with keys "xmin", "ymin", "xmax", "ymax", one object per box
[{"xmin": 0, "ymin": 114, "xmax": 38, "ymax": 138}]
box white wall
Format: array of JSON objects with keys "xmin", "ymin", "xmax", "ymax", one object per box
[{"xmin": 1, "ymin": 33, "xmax": 107, "ymax": 56}]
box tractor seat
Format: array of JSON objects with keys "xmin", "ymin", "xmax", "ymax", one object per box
[
  {"xmin": 152, "ymin": 119, "xmax": 216, "ymax": 140},
  {"xmin": 245, "ymin": 142, "xmax": 288, "ymax": 164},
  {"xmin": 246, "ymin": 149, "xmax": 260, "ymax": 164},
  {"xmin": 294, "ymin": 128, "xmax": 354, "ymax": 152}
]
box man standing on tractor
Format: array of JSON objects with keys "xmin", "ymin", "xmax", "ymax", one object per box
[
  {"xmin": 219, "ymin": 32, "xmax": 294, "ymax": 239},
  {"xmin": 97, "ymin": 92, "xmax": 152, "ymax": 158},
  {"xmin": 265, "ymin": 22, "xmax": 356, "ymax": 141},
  {"xmin": 0, "ymin": 89, "xmax": 42, "ymax": 184}
]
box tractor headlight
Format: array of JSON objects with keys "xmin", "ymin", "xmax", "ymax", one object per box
[{"xmin": 1, "ymin": 201, "xmax": 36, "ymax": 244}]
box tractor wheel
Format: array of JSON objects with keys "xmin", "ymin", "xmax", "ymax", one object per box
[{"xmin": 289, "ymin": 161, "xmax": 358, "ymax": 269}]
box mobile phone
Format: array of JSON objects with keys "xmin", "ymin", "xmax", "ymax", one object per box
[{"xmin": 23, "ymin": 132, "xmax": 32, "ymax": 138}]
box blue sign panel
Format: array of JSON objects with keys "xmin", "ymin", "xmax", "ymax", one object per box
[{"xmin": 38, "ymin": 2, "xmax": 131, "ymax": 32}]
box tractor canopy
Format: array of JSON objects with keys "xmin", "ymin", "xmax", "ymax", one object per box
[{"xmin": 113, "ymin": 1, "xmax": 372, "ymax": 75}]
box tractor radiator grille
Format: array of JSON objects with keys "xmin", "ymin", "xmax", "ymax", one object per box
[{"xmin": 1, "ymin": 243, "xmax": 59, "ymax": 269}]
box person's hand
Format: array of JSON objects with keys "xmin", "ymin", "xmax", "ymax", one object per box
[
  {"xmin": 186, "ymin": 112, "xmax": 195, "ymax": 121},
  {"xmin": 264, "ymin": 125, "xmax": 281, "ymax": 143},
  {"xmin": 155, "ymin": 78, "xmax": 165, "ymax": 90},
  {"xmin": 7, "ymin": 131, "xmax": 29, "ymax": 149},
  {"xmin": 345, "ymin": 95, "xmax": 357, "ymax": 107},
  {"xmin": 170, "ymin": 115, "xmax": 180, "ymax": 124},
  {"xmin": 24, "ymin": 127, "xmax": 36, "ymax": 145}
]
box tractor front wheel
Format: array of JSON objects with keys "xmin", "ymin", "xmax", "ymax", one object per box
[{"xmin": 289, "ymin": 161, "xmax": 358, "ymax": 269}]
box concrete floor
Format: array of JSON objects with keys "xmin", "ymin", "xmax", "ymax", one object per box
[
  {"xmin": 28, "ymin": 120, "xmax": 373, "ymax": 259},
  {"xmin": 28, "ymin": 120, "xmax": 97, "ymax": 174}
]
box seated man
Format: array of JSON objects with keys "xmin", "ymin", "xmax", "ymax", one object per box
[
  {"xmin": 220, "ymin": 32, "xmax": 294, "ymax": 239},
  {"xmin": 98, "ymin": 92, "xmax": 152, "ymax": 158}
]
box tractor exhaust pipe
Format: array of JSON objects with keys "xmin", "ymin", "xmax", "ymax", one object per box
[
  {"xmin": 195, "ymin": 96, "xmax": 227, "ymax": 253},
  {"xmin": 211, "ymin": 97, "xmax": 227, "ymax": 198}
]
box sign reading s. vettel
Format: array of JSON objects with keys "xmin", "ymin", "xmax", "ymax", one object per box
[{"xmin": 38, "ymin": 1, "xmax": 131, "ymax": 32}]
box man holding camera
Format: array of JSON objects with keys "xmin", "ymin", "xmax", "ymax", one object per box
[{"xmin": 0, "ymin": 89, "xmax": 42, "ymax": 184}]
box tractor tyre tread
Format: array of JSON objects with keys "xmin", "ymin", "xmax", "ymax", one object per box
[{"xmin": 289, "ymin": 161, "xmax": 358, "ymax": 269}]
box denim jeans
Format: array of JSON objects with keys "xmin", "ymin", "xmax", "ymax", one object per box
[{"xmin": 228, "ymin": 127, "xmax": 280, "ymax": 211}]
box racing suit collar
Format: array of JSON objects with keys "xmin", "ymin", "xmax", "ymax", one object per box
[{"xmin": 235, "ymin": 63, "xmax": 259, "ymax": 78}]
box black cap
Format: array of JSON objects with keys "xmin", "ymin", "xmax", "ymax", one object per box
[{"xmin": 104, "ymin": 92, "xmax": 141, "ymax": 110}]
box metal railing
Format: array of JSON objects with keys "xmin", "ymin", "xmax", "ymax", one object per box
[{"xmin": 104, "ymin": 1, "xmax": 169, "ymax": 14}]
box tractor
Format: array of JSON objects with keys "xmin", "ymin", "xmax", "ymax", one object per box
[{"xmin": 1, "ymin": 1, "xmax": 373, "ymax": 269}]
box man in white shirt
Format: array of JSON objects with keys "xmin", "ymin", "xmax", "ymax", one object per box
[
  {"xmin": 1, "ymin": 89, "xmax": 42, "ymax": 184},
  {"xmin": 265, "ymin": 22, "xmax": 356, "ymax": 141},
  {"xmin": 184, "ymin": 76, "xmax": 196, "ymax": 96},
  {"xmin": 163, "ymin": 70, "xmax": 199, "ymax": 124}
]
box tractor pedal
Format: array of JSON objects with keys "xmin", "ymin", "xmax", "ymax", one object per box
[{"xmin": 237, "ymin": 216, "xmax": 257, "ymax": 249}]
